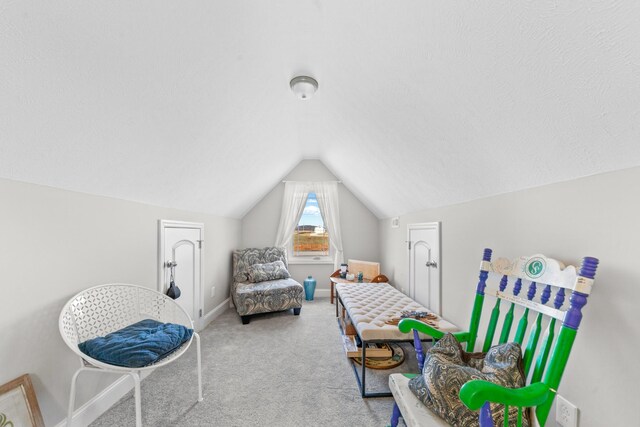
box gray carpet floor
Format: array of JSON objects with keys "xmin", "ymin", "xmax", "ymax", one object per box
[{"xmin": 91, "ymin": 297, "xmax": 421, "ymax": 426}]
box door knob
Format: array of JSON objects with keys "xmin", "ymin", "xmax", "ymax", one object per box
[{"xmin": 426, "ymin": 261, "xmax": 438, "ymax": 268}]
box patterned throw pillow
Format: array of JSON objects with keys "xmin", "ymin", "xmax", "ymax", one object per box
[
  {"xmin": 262, "ymin": 246, "xmax": 289, "ymax": 268},
  {"xmin": 408, "ymin": 333, "xmax": 529, "ymax": 427},
  {"xmin": 247, "ymin": 260, "xmax": 291, "ymax": 283},
  {"xmin": 232, "ymin": 248, "xmax": 264, "ymax": 282},
  {"xmin": 232, "ymin": 247, "xmax": 289, "ymax": 282}
]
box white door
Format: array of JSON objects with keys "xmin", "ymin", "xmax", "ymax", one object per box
[
  {"xmin": 158, "ymin": 220, "xmax": 203, "ymax": 326},
  {"xmin": 408, "ymin": 222, "xmax": 441, "ymax": 315}
]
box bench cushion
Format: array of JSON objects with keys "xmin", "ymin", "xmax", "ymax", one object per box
[{"xmin": 335, "ymin": 282, "xmax": 458, "ymax": 341}]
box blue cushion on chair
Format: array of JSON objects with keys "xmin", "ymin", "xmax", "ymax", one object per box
[{"xmin": 78, "ymin": 319, "xmax": 193, "ymax": 368}]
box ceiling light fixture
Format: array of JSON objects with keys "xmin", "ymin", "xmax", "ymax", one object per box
[{"xmin": 290, "ymin": 76, "xmax": 318, "ymax": 100}]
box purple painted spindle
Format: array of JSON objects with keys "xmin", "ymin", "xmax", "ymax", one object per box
[
  {"xmin": 554, "ymin": 287, "xmax": 566, "ymax": 309},
  {"xmin": 499, "ymin": 275, "xmax": 508, "ymax": 292},
  {"xmin": 564, "ymin": 257, "xmax": 599, "ymax": 330},
  {"xmin": 476, "ymin": 248, "xmax": 493, "ymax": 295},
  {"xmin": 390, "ymin": 403, "xmax": 401, "ymax": 427},
  {"xmin": 513, "ymin": 278, "xmax": 523, "ymax": 297},
  {"xmin": 541, "ymin": 285, "xmax": 551, "ymax": 305},
  {"xmin": 580, "ymin": 256, "xmax": 599, "ymax": 279},
  {"xmin": 527, "ymin": 281, "xmax": 537, "ymax": 301},
  {"xmin": 479, "ymin": 402, "xmax": 494, "ymax": 427},
  {"xmin": 413, "ymin": 329, "xmax": 425, "ymax": 372}
]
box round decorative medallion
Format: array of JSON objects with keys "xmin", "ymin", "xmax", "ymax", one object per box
[{"xmin": 525, "ymin": 257, "xmax": 546, "ymax": 279}]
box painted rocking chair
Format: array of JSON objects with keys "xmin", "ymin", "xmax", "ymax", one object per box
[{"xmin": 389, "ymin": 248, "xmax": 599, "ymax": 427}]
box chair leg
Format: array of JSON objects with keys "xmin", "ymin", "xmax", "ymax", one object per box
[
  {"xmin": 390, "ymin": 403, "xmax": 401, "ymax": 427},
  {"xmin": 293, "ymin": 307, "xmax": 301, "ymax": 315},
  {"xmin": 67, "ymin": 367, "xmax": 89, "ymax": 427},
  {"xmin": 129, "ymin": 371, "xmax": 142, "ymax": 427},
  {"xmin": 194, "ymin": 332, "xmax": 203, "ymax": 402},
  {"xmin": 241, "ymin": 315, "xmax": 251, "ymax": 324}
]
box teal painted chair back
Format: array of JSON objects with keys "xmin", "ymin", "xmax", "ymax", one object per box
[{"xmin": 397, "ymin": 248, "xmax": 599, "ymax": 426}]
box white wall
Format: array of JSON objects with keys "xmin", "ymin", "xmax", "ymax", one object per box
[
  {"xmin": 379, "ymin": 167, "xmax": 639, "ymax": 426},
  {"xmin": 0, "ymin": 178, "xmax": 241, "ymax": 426},
  {"xmin": 241, "ymin": 159, "xmax": 380, "ymax": 288}
]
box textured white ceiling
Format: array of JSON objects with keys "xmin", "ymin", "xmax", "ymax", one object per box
[{"xmin": 1, "ymin": 1, "xmax": 639, "ymax": 218}]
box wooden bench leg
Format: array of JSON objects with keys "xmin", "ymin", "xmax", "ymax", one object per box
[{"xmin": 330, "ymin": 282, "xmax": 335, "ymax": 304}]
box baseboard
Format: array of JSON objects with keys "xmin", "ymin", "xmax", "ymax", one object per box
[
  {"xmin": 314, "ymin": 289, "xmax": 330, "ymax": 297},
  {"xmin": 54, "ymin": 371, "xmax": 152, "ymax": 427},
  {"xmin": 200, "ymin": 297, "xmax": 231, "ymax": 330}
]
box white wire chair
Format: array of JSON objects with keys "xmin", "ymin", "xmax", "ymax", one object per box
[{"xmin": 59, "ymin": 283, "xmax": 203, "ymax": 427}]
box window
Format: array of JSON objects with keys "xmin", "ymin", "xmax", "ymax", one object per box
[
  {"xmin": 292, "ymin": 192, "xmax": 330, "ymax": 259},
  {"xmin": 275, "ymin": 181, "xmax": 342, "ymax": 266}
]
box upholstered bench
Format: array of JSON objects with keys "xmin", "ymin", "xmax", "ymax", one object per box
[
  {"xmin": 335, "ymin": 282, "xmax": 458, "ymax": 397},
  {"xmin": 335, "ymin": 282, "xmax": 458, "ymax": 341}
]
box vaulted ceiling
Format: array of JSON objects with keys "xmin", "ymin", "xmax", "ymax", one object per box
[{"xmin": 2, "ymin": 1, "xmax": 639, "ymax": 219}]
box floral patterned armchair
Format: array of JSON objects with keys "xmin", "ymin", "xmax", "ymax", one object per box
[{"xmin": 231, "ymin": 246, "xmax": 304, "ymax": 324}]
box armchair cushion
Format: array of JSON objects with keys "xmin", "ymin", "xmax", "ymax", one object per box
[
  {"xmin": 248, "ymin": 260, "xmax": 291, "ymax": 282},
  {"xmin": 409, "ymin": 333, "xmax": 529, "ymax": 427},
  {"xmin": 78, "ymin": 319, "xmax": 193, "ymax": 368}
]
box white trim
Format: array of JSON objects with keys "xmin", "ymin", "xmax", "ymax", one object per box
[
  {"xmin": 54, "ymin": 371, "xmax": 153, "ymax": 427},
  {"xmin": 494, "ymin": 289, "xmax": 566, "ymax": 321},
  {"xmin": 313, "ymin": 289, "xmax": 331, "ymax": 297},
  {"xmin": 158, "ymin": 220, "xmax": 206, "ymax": 228},
  {"xmin": 200, "ymin": 297, "xmax": 231, "ymax": 330},
  {"xmin": 288, "ymin": 257, "xmax": 334, "ymax": 265},
  {"xmin": 158, "ymin": 220, "xmax": 205, "ymax": 324},
  {"xmin": 282, "ymin": 180, "xmax": 342, "ymax": 183},
  {"xmin": 574, "ymin": 276, "xmax": 593, "ymax": 294},
  {"xmin": 407, "ymin": 222, "xmax": 442, "ymax": 315}
]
